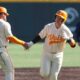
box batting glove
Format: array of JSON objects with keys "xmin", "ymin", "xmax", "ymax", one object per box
[{"xmin": 27, "ymin": 41, "xmax": 34, "ymax": 48}]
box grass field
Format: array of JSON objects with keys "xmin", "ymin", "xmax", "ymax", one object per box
[{"xmin": 8, "ymin": 43, "xmax": 80, "ymax": 68}]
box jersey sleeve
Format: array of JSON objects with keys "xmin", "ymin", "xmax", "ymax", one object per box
[
  {"xmin": 63, "ymin": 25, "xmax": 73, "ymax": 40},
  {"xmin": 39, "ymin": 24, "xmax": 48, "ymax": 39},
  {"xmin": 4, "ymin": 22, "xmax": 13, "ymax": 37}
]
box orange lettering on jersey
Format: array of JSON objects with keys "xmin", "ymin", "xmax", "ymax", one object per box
[{"xmin": 48, "ymin": 34, "xmax": 65, "ymax": 45}]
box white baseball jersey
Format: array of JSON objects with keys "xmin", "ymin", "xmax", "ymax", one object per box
[
  {"xmin": 39, "ymin": 22, "xmax": 73, "ymax": 53},
  {"xmin": 0, "ymin": 19, "xmax": 13, "ymax": 47}
]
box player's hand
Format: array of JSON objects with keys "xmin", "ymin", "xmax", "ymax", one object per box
[
  {"xmin": 27, "ymin": 41, "xmax": 34, "ymax": 48},
  {"xmin": 23, "ymin": 41, "xmax": 34, "ymax": 50},
  {"xmin": 67, "ymin": 38, "xmax": 76, "ymax": 48},
  {"xmin": 23, "ymin": 42, "xmax": 29, "ymax": 49}
]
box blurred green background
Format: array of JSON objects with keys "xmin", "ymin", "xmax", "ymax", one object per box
[{"xmin": 8, "ymin": 43, "xmax": 80, "ymax": 68}]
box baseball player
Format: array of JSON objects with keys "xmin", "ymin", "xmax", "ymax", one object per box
[
  {"xmin": 27, "ymin": 10, "xmax": 76, "ymax": 80},
  {"xmin": 0, "ymin": 6, "xmax": 28, "ymax": 80}
]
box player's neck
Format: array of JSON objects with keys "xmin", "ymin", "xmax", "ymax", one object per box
[{"xmin": 55, "ymin": 22, "xmax": 61, "ymax": 29}]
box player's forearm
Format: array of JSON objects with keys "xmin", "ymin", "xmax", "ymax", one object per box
[
  {"xmin": 7, "ymin": 36, "xmax": 25, "ymax": 46},
  {"xmin": 27, "ymin": 35, "xmax": 42, "ymax": 47},
  {"xmin": 32, "ymin": 35, "xmax": 42, "ymax": 43},
  {"xmin": 67, "ymin": 38, "xmax": 76, "ymax": 48}
]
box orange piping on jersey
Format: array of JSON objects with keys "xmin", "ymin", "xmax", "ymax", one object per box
[
  {"xmin": 48, "ymin": 34, "xmax": 65, "ymax": 45},
  {"xmin": 7, "ymin": 36, "xmax": 25, "ymax": 46}
]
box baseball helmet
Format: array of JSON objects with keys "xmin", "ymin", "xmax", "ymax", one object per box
[
  {"xmin": 0, "ymin": 6, "xmax": 9, "ymax": 16},
  {"xmin": 56, "ymin": 10, "xmax": 68, "ymax": 22}
]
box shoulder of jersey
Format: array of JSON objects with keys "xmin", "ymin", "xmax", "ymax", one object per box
[
  {"xmin": 46, "ymin": 22, "xmax": 54, "ymax": 27},
  {"xmin": 62, "ymin": 24, "xmax": 69, "ymax": 30},
  {"xmin": 0, "ymin": 19, "xmax": 10, "ymax": 26}
]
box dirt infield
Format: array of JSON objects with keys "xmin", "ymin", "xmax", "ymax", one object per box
[{"xmin": 0, "ymin": 67, "xmax": 80, "ymax": 80}]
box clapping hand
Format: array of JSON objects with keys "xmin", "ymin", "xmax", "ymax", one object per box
[{"xmin": 23, "ymin": 41, "xmax": 34, "ymax": 50}]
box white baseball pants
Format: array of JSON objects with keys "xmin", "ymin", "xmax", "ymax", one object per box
[
  {"xmin": 40, "ymin": 52, "xmax": 63, "ymax": 80},
  {"xmin": 0, "ymin": 48, "xmax": 14, "ymax": 80}
]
